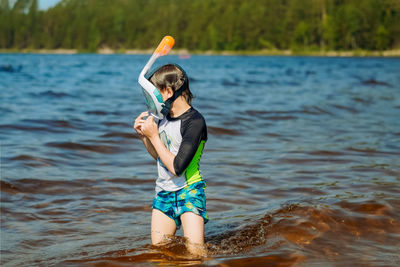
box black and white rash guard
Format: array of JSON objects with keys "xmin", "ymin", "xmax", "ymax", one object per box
[{"xmin": 156, "ymin": 107, "xmax": 207, "ymax": 193}]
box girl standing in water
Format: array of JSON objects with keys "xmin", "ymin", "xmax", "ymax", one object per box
[{"xmin": 134, "ymin": 64, "xmax": 208, "ymax": 256}]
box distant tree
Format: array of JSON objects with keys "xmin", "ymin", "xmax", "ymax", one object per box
[
  {"xmin": 0, "ymin": 0, "xmax": 9, "ymax": 10},
  {"xmin": 292, "ymin": 21, "xmax": 310, "ymax": 49},
  {"xmin": 28, "ymin": 0, "xmax": 38, "ymax": 48},
  {"xmin": 375, "ymin": 25, "xmax": 389, "ymax": 50},
  {"xmin": 0, "ymin": 0, "xmax": 11, "ymax": 47}
]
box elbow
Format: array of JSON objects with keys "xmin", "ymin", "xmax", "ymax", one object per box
[
  {"xmin": 173, "ymin": 160, "xmax": 185, "ymax": 177},
  {"xmin": 173, "ymin": 167, "xmax": 183, "ymax": 177},
  {"xmin": 170, "ymin": 167, "xmax": 178, "ymax": 176}
]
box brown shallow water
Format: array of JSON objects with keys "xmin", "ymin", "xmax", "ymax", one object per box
[{"xmin": 1, "ymin": 54, "xmax": 400, "ymax": 266}]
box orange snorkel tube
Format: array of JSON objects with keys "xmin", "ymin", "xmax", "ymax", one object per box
[{"xmin": 138, "ymin": 36, "xmax": 175, "ymax": 120}]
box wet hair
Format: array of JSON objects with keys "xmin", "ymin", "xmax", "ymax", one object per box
[{"xmin": 150, "ymin": 64, "xmax": 193, "ymax": 104}]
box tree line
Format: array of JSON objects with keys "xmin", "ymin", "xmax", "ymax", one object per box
[{"xmin": 1, "ymin": 0, "xmax": 399, "ymax": 52}]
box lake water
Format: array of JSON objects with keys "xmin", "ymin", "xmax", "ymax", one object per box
[{"xmin": 1, "ymin": 54, "xmax": 400, "ymax": 266}]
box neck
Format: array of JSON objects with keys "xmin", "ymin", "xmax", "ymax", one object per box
[{"xmin": 169, "ymin": 96, "xmax": 191, "ymax": 118}]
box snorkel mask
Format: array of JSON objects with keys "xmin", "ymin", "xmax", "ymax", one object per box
[
  {"xmin": 147, "ymin": 63, "xmax": 189, "ymax": 117},
  {"xmin": 138, "ymin": 36, "xmax": 175, "ymax": 120}
]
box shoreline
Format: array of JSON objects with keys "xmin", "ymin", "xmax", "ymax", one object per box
[{"xmin": 1, "ymin": 48, "xmax": 399, "ymax": 57}]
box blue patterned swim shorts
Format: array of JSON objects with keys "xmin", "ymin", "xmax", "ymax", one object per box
[{"xmin": 152, "ymin": 181, "xmax": 208, "ymax": 228}]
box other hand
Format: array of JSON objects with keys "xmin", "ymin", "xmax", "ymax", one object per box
[
  {"xmin": 133, "ymin": 111, "xmax": 149, "ymax": 137},
  {"xmin": 141, "ymin": 116, "xmax": 158, "ymax": 139}
]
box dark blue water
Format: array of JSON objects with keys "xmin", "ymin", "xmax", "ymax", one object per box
[{"xmin": 1, "ymin": 54, "xmax": 400, "ymax": 266}]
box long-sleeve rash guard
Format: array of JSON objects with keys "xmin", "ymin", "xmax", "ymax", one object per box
[{"xmin": 155, "ymin": 107, "xmax": 207, "ymax": 193}]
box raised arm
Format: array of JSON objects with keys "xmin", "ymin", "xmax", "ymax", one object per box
[
  {"xmin": 134, "ymin": 112, "xmax": 158, "ymax": 160},
  {"xmin": 140, "ymin": 116, "xmax": 177, "ymax": 175}
]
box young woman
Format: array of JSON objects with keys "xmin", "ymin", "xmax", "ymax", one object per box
[{"xmin": 133, "ymin": 64, "xmax": 208, "ymax": 256}]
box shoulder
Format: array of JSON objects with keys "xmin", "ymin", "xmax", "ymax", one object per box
[
  {"xmin": 180, "ymin": 107, "xmax": 207, "ymax": 138},
  {"xmin": 181, "ymin": 107, "xmax": 206, "ymax": 127}
]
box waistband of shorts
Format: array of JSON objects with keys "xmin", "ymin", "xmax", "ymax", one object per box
[
  {"xmin": 157, "ymin": 180, "xmax": 206, "ymax": 196},
  {"xmin": 186, "ymin": 180, "xmax": 206, "ymax": 190}
]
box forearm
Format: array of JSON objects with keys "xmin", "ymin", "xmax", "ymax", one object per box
[
  {"xmin": 149, "ymin": 135, "xmax": 176, "ymax": 175},
  {"xmin": 141, "ymin": 136, "xmax": 158, "ymax": 160}
]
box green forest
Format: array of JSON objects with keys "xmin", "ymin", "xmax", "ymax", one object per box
[{"xmin": 1, "ymin": 0, "xmax": 400, "ymax": 52}]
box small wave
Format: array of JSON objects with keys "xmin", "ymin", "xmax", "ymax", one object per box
[
  {"xmin": 347, "ymin": 147, "xmax": 400, "ymax": 156},
  {"xmin": 188, "ymin": 76, "xmax": 199, "ymax": 83},
  {"xmin": 301, "ymin": 106, "xmax": 334, "ymax": 116},
  {"xmin": 46, "ymin": 141, "xmax": 120, "ymax": 154},
  {"xmin": 97, "ymin": 71, "xmax": 121, "ymax": 76},
  {"xmin": 308, "ymin": 150, "xmax": 344, "ymax": 156},
  {"xmin": 81, "ymin": 77, "xmax": 101, "ymax": 84},
  {"xmin": 86, "ymin": 110, "xmax": 127, "ymax": 116},
  {"xmin": 245, "ymin": 109, "xmax": 296, "ymax": 116},
  {"xmin": 0, "ymin": 177, "xmax": 149, "ymax": 196},
  {"xmin": 9, "ymin": 154, "xmax": 57, "ymax": 167},
  {"xmin": 352, "ymin": 96, "xmax": 374, "ymax": 105},
  {"xmin": 208, "ymin": 201, "xmax": 399, "ymax": 261},
  {"xmin": 85, "ymin": 110, "xmax": 108, "ymax": 115},
  {"xmin": 0, "ymin": 178, "xmax": 81, "ymax": 195},
  {"xmin": 63, "ymin": 246, "xmax": 189, "ymax": 266},
  {"xmin": 285, "ymin": 68, "xmax": 295, "ymax": 76},
  {"xmin": 30, "ymin": 90, "xmax": 71, "ymax": 98},
  {"xmin": 0, "ymin": 107, "xmax": 13, "ymax": 114},
  {"xmin": 112, "ymin": 205, "xmax": 151, "ymax": 213},
  {"xmin": 102, "ymin": 121, "xmax": 131, "ymax": 127},
  {"xmin": 338, "ymin": 200, "xmax": 394, "ymax": 215},
  {"xmin": 22, "ymin": 119, "xmax": 82, "ymax": 129},
  {"xmin": 305, "ymin": 70, "xmax": 316, "ymax": 76},
  {"xmin": 103, "ymin": 177, "xmax": 147, "ymax": 185},
  {"xmin": 100, "ymin": 132, "xmax": 139, "ymax": 139},
  {"xmin": 264, "ymin": 115, "xmax": 297, "ymax": 120},
  {"xmin": 332, "ymin": 104, "xmax": 359, "ymax": 114},
  {"xmin": 0, "ymin": 180, "xmax": 19, "ymax": 194},
  {"xmin": 208, "ymin": 126, "xmax": 241, "ymax": 136},
  {"xmin": 282, "ymin": 80, "xmax": 301, "ymax": 86},
  {"xmin": 73, "ymin": 62, "xmax": 87, "ymax": 68},
  {"xmin": 362, "ymin": 78, "xmax": 392, "ymax": 87},
  {"xmin": 0, "ymin": 124, "xmax": 68, "ymax": 133},
  {"xmin": 246, "ymin": 70, "xmax": 263, "ymax": 75},
  {"xmin": 245, "ymin": 110, "xmax": 298, "ymax": 120},
  {"xmin": 245, "ymin": 79, "xmax": 269, "ymax": 85},
  {"xmin": 221, "ymin": 78, "xmax": 240, "ymax": 87},
  {"xmin": 278, "ymin": 157, "xmax": 352, "ymax": 165},
  {"xmin": 0, "ymin": 64, "xmax": 22, "ymax": 73}
]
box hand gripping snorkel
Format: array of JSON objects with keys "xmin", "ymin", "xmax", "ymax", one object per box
[{"xmin": 138, "ymin": 36, "xmax": 175, "ymax": 120}]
